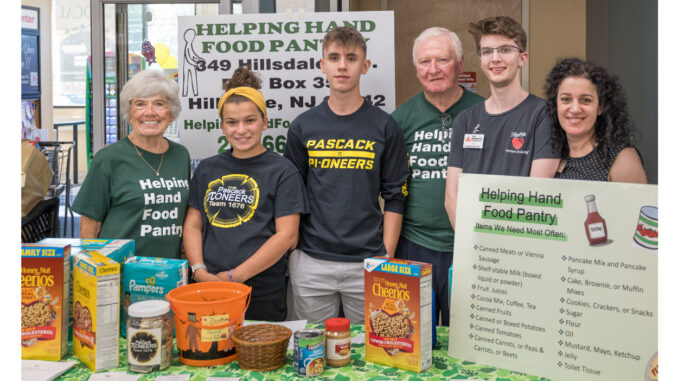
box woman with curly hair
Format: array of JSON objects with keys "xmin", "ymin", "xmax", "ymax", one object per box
[
  {"xmin": 544, "ymin": 57, "xmax": 647, "ymax": 183},
  {"xmin": 72, "ymin": 70, "xmax": 190, "ymax": 258},
  {"xmin": 183, "ymin": 66, "xmax": 308, "ymax": 320}
]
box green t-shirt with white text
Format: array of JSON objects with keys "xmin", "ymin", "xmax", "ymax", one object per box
[
  {"xmin": 392, "ymin": 89, "xmax": 484, "ymax": 252},
  {"xmin": 72, "ymin": 137, "xmax": 190, "ymax": 258}
]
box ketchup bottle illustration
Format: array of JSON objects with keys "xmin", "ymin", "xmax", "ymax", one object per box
[{"xmin": 584, "ymin": 194, "xmax": 607, "ymax": 245}]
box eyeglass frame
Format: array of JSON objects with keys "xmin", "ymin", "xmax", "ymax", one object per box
[
  {"xmin": 441, "ymin": 113, "xmax": 452, "ymax": 129},
  {"xmin": 130, "ymin": 98, "xmax": 170, "ymax": 113},
  {"xmin": 476, "ymin": 45, "xmax": 524, "ymax": 57}
]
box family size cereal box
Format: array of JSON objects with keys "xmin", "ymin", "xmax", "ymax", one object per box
[
  {"xmin": 73, "ymin": 251, "xmax": 120, "ymax": 372},
  {"xmin": 364, "ymin": 257, "xmax": 433, "ymax": 373},
  {"xmin": 21, "ymin": 243, "xmax": 71, "ymax": 360},
  {"xmin": 121, "ymin": 256, "xmax": 188, "ymax": 337}
]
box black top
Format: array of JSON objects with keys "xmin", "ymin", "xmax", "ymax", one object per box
[
  {"xmin": 284, "ymin": 98, "xmax": 410, "ymax": 262},
  {"xmin": 555, "ymin": 144, "xmax": 628, "ymax": 181},
  {"xmin": 188, "ymin": 149, "xmax": 308, "ymax": 273}
]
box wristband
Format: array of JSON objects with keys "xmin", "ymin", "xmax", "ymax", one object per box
[
  {"xmin": 191, "ymin": 263, "xmax": 207, "ymax": 280},
  {"xmin": 228, "ymin": 270, "xmax": 236, "ymax": 282}
]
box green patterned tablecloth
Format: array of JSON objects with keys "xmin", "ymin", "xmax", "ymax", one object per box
[{"xmin": 56, "ymin": 324, "xmax": 549, "ymax": 380}]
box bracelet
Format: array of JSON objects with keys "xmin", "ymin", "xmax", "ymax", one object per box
[
  {"xmin": 191, "ymin": 263, "xmax": 207, "ymax": 280},
  {"xmin": 227, "ymin": 270, "xmax": 236, "ymax": 282}
]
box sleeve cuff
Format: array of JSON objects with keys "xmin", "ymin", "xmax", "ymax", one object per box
[{"xmin": 384, "ymin": 199, "xmax": 406, "ymax": 215}]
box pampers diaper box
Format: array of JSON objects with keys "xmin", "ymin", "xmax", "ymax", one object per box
[{"xmin": 121, "ymin": 256, "xmax": 188, "ymax": 336}]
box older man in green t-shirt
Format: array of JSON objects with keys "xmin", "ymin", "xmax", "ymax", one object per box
[{"xmin": 391, "ymin": 27, "xmax": 484, "ymax": 326}]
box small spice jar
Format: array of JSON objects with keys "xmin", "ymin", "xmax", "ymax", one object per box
[
  {"xmin": 127, "ymin": 300, "xmax": 173, "ymax": 373},
  {"xmin": 324, "ymin": 317, "xmax": 351, "ymax": 367}
]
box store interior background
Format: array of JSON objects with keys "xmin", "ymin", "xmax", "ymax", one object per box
[{"xmin": 21, "ymin": 0, "xmax": 657, "ymax": 184}]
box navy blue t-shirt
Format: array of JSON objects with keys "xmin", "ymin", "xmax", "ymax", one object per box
[{"xmin": 188, "ymin": 149, "xmax": 308, "ymax": 273}]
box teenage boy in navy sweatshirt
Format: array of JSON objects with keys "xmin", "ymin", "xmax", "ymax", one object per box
[{"xmin": 284, "ymin": 26, "xmax": 409, "ymax": 324}]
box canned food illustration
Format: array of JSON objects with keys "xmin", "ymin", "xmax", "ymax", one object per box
[{"xmin": 634, "ymin": 206, "xmax": 658, "ymax": 250}]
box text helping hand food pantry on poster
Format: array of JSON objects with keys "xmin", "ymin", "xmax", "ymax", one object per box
[
  {"xmin": 449, "ymin": 174, "xmax": 657, "ymax": 381},
  {"xmin": 178, "ymin": 12, "xmax": 395, "ymax": 164}
]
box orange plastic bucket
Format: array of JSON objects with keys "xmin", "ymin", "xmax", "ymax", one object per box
[{"xmin": 166, "ymin": 282, "xmax": 251, "ymax": 366}]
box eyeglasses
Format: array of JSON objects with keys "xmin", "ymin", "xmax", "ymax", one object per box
[
  {"xmin": 131, "ymin": 99, "xmax": 169, "ymax": 112},
  {"xmin": 477, "ymin": 45, "xmax": 523, "ymax": 57},
  {"xmin": 441, "ymin": 113, "xmax": 452, "ymax": 129}
]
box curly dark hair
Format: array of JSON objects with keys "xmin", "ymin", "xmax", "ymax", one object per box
[
  {"xmin": 544, "ymin": 57, "xmax": 634, "ymax": 167},
  {"xmin": 221, "ymin": 66, "xmax": 264, "ymax": 117}
]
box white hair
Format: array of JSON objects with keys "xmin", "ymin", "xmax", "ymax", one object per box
[
  {"xmin": 119, "ymin": 69, "xmax": 181, "ymax": 120},
  {"xmin": 412, "ymin": 27, "xmax": 463, "ymax": 65}
]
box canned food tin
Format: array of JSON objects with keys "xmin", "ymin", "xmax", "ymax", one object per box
[
  {"xmin": 293, "ymin": 329, "xmax": 324, "ymax": 377},
  {"xmin": 634, "ymin": 206, "xmax": 658, "ymax": 250}
]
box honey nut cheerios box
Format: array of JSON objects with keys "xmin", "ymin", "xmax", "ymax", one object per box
[
  {"xmin": 73, "ymin": 250, "xmax": 120, "ymax": 372},
  {"xmin": 364, "ymin": 256, "xmax": 433, "ymax": 373},
  {"xmin": 21, "ymin": 243, "xmax": 71, "ymax": 360}
]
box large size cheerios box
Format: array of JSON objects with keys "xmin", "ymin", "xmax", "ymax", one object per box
[
  {"xmin": 73, "ymin": 251, "xmax": 120, "ymax": 372},
  {"xmin": 121, "ymin": 256, "xmax": 188, "ymax": 337},
  {"xmin": 364, "ymin": 257, "xmax": 433, "ymax": 373},
  {"xmin": 21, "ymin": 243, "xmax": 71, "ymax": 360}
]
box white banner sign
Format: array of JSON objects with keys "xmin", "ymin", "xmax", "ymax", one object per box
[
  {"xmin": 449, "ymin": 174, "xmax": 658, "ymax": 381},
  {"xmin": 177, "ymin": 11, "xmax": 395, "ymax": 165}
]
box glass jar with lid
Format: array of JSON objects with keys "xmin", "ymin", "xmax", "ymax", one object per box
[
  {"xmin": 127, "ymin": 300, "xmax": 173, "ymax": 373},
  {"xmin": 324, "ymin": 317, "xmax": 351, "ymax": 367}
]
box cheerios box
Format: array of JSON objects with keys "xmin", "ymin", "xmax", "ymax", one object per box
[
  {"xmin": 364, "ymin": 256, "xmax": 433, "ymax": 373},
  {"xmin": 39, "ymin": 238, "xmax": 133, "ymax": 338},
  {"xmin": 121, "ymin": 256, "xmax": 188, "ymax": 337},
  {"xmin": 73, "ymin": 250, "xmax": 120, "ymax": 372},
  {"xmin": 21, "ymin": 243, "xmax": 71, "ymax": 360}
]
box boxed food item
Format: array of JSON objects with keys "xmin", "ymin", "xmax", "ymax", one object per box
[
  {"xmin": 364, "ymin": 256, "xmax": 433, "ymax": 373},
  {"xmin": 21, "ymin": 243, "xmax": 71, "ymax": 360},
  {"xmin": 73, "ymin": 250, "xmax": 120, "ymax": 372},
  {"xmin": 38, "ymin": 238, "xmax": 134, "ymax": 266},
  {"xmin": 39, "ymin": 238, "xmax": 134, "ymax": 338},
  {"xmin": 121, "ymin": 256, "xmax": 188, "ymax": 337}
]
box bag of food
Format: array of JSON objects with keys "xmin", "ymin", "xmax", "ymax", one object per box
[{"xmin": 21, "ymin": 140, "xmax": 53, "ymax": 218}]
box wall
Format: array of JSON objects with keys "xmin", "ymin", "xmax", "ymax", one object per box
[
  {"xmin": 22, "ymin": 0, "xmax": 53, "ymax": 139},
  {"xmin": 376, "ymin": 0, "xmax": 586, "ymax": 106},
  {"xmin": 386, "ymin": 0, "xmax": 522, "ymax": 105},
  {"xmin": 586, "ymin": 0, "xmax": 658, "ymax": 184},
  {"xmin": 528, "ymin": 0, "xmax": 587, "ymax": 96}
]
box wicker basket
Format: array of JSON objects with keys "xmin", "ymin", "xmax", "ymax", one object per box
[{"xmin": 233, "ymin": 324, "xmax": 293, "ymax": 371}]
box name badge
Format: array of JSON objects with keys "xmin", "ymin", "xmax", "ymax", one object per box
[{"xmin": 463, "ymin": 134, "xmax": 484, "ymax": 149}]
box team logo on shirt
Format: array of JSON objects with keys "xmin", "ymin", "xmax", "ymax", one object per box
[
  {"xmin": 204, "ymin": 174, "xmax": 260, "ymax": 228},
  {"xmin": 306, "ymin": 138, "xmax": 376, "ymax": 170}
]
